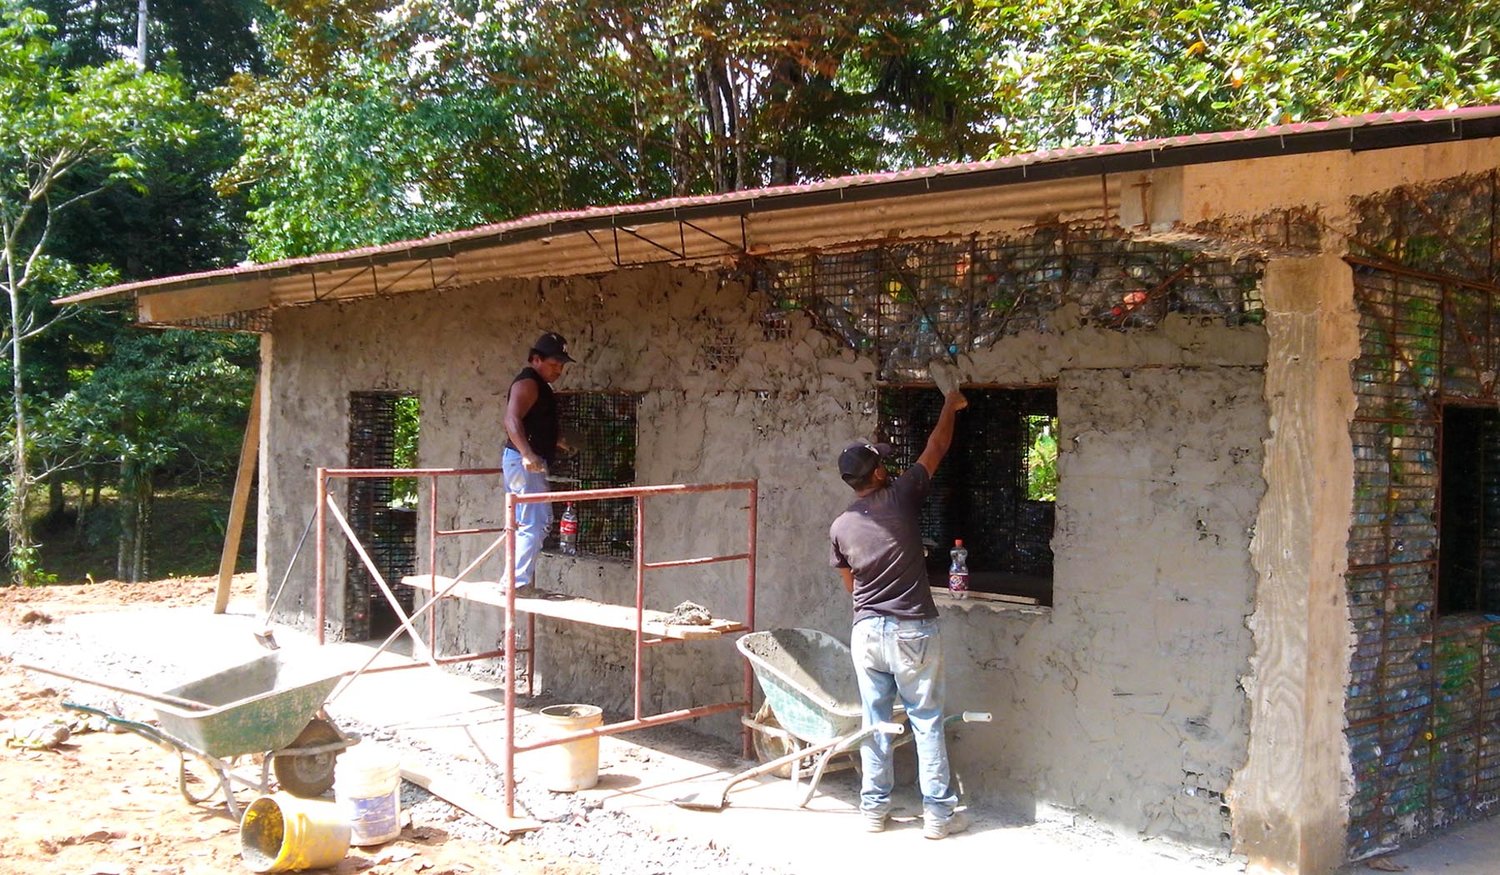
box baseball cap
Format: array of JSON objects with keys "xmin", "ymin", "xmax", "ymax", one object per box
[
  {"xmin": 531, "ymin": 332, "xmax": 575, "ymax": 362},
  {"xmin": 838, "ymin": 441, "xmax": 893, "ymax": 485}
]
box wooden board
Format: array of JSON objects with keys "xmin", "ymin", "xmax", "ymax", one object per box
[
  {"xmin": 401, "ymin": 575, "xmax": 745, "ymax": 640},
  {"xmin": 399, "ymin": 766, "xmax": 540, "ymax": 835}
]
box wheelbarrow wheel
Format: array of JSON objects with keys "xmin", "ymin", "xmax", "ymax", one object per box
[
  {"xmin": 750, "ymin": 702, "xmax": 798, "ymax": 779},
  {"xmin": 273, "ymin": 717, "xmax": 343, "ymax": 798}
]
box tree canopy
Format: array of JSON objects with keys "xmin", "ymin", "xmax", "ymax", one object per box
[{"xmin": 5, "ymin": 0, "xmax": 1500, "ymax": 582}]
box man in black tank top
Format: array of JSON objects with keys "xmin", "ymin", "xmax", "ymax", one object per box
[{"xmin": 502, "ymin": 332, "xmax": 574, "ymax": 587}]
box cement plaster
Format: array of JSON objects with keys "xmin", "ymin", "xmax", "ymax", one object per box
[{"xmin": 258, "ymin": 255, "xmax": 1270, "ymax": 851}]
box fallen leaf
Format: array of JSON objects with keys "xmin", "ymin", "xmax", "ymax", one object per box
[{"xmin": 1367, "ymin": 858, "xmax": 1408, "ymax": 872}]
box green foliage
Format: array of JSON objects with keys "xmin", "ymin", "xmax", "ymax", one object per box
[
  {"xmin": 38, "ymin": 330, "xmax": 256, "ymax": 481},
  {"xmin": 974, "ymin": 0, "xmax": 1500, "ymax": 151},
  {"xmin": 1025, "ymin": 414, "xmax": 1058, "ymax": 502},
  {"xmin": 391, "ymin": 394, "xmax": 419, "ymax": 508},
  {"xmin": 217, "ymin": 0, "xmax": 1003, "ymax": 258},
  {"xmin": 0, "ymin": 5, "xmax": 204, "ymax": 582}
]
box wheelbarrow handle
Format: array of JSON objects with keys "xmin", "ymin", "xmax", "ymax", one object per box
[{"xmin": 21, "ymin": 663, "xmax": 211, "ymax": 711}]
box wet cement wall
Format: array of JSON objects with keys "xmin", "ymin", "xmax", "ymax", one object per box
[{"xmin": 260, "ymin": 256, "xmax": 1268, "ymax": 849}]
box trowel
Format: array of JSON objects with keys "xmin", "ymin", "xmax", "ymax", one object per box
[{"xmin": 928, "ymin": 358, "xmax": 963, "ymax": 396}]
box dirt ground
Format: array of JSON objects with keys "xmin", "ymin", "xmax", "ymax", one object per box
[{"xmin": 0, "ymin": 576, "xmax": 582, "ymax": 875}]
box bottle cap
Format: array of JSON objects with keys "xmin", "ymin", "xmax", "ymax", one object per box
[{"xmin": 954, "ymin": 539, "xmax": 964, "ymax": 548}]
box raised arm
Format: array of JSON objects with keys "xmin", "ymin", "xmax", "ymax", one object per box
[{"xmin": 915, "ymin": 390, "xmax": 968, "ymax": 477}]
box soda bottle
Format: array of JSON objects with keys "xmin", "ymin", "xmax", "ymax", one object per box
[
  {"xmin": 948, "ymin": 539, "xmax": 969, "ymax": 599},
  {"xmin": 558, "ymin": 503, "xmax": 579, "ymax": 555}
]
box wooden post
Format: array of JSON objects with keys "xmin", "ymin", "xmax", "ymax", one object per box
[{"xmin": 214, "ymin": 373, "xmax": 262, "ymax": 614}]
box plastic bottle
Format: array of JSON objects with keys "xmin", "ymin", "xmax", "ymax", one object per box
[
  {"xmin": 948, "ymin": 539, "xmax": 969, "ymax": 599},
  {"xmin": 559, "ymin": 503, "xmax": 579, "ymax": 555}
]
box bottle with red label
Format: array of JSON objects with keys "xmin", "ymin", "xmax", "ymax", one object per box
[
  {"xmin": 948, "ymin": 539, "xmax": 969, "ymax": 599},
  {"xmin": 559, "ymin": 503, "xmax": 579, "ymax": 555}
]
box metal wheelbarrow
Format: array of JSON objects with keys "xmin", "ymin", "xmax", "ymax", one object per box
[
  {"xmin": 674, "ymin": 628, "xmax": 990, "ymax": 811},
  {"xmin": 44, "ymin": 651, "xmax": 356, "ymax": 820}
]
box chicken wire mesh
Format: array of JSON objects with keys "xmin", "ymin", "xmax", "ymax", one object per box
[
  {"xmin": 754, "ymin": 229, "xmax": 1264, "ymax": 380},
  {"xmin": 1346, "ymin": 173, "xmax": 1500, "ymax": 856}
]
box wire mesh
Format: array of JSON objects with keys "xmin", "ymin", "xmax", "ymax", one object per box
[
  {"xmin": 754, "ymin": 229, "xmax": 1264, "ymax": 380},
  {"xmin": 150, "ymin": 309, "xmax": 272, "ymax": 333},
  {"xmin": 345, "ymin": 392, "xmax": 418, "ymax": 641},
  {"xmin": 546, "ymin": 393, "xmax": 640, "ymax": 559},
  {"xmin": 1346, "ymin": 183, "xmax": 1500, "ymax": 854}
]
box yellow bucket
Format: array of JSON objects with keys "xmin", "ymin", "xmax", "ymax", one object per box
[
  {"xmin": 240, "ymin": 793, "xmax": 351, "ymax": 873},
  {"xmin": 537, "ymin": 704, "xmax": 604, "ymax": 791}
]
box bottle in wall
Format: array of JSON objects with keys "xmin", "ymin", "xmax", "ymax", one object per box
[{"xmin": 559, "ymin": 503, "xmax": 579, "ymax": 555}]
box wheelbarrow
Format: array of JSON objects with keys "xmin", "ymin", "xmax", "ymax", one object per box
[
  {"xmin": 31, "ymin": 651, "xmax": 356, "ymax": 820},
  {"xmin": 674, "ymin": 628, "xmax": 990, "ymax": 811}
]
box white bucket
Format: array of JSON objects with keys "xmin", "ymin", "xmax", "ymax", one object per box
[
  {"xmin": 537, "ymin": 704, "xmax": 604, "ymax": 791},
  {"xmin": 334, "ymin": 744, "xmax": 402, "ymax": 847}
]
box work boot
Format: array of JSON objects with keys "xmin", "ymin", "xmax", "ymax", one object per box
[
  {"xmin": 923, "ymin": 809, "xmax": 970, "ymax": 840},
  {"xmin": 862, "ymin": 809, "xmax": 889, "ymax": 833}
]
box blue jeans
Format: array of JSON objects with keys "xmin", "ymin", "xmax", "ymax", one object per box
[
  {"xmin": 502, "ymin": 447, "xmax": 552, "ymax": 587},
  {"xmin": 851, "ymin": 615, "xmax": 956, "ymax": 819}
]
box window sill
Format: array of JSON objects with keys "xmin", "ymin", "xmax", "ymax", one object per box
[{"xmin": 931, "ymin": 587, "xmax": 1051, "ymax": 614}]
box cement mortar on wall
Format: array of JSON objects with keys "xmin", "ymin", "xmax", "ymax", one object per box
[{"xmin": 260, "ymin": 259, "xmax": 1268, "ymax": 849}]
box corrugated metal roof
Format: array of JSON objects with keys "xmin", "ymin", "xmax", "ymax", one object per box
[{"xmin": 58, "ymin": 105, "xmax": 1500, "ymax": 306}]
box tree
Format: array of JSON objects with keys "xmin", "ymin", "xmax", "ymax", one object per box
[
  {"xmin": 38, "ymin": 330, "xmax": 255, "ymax": 581},
  {"xmin": 0, "ymin": 6, "xmax": 194, "ymax": 582},
  {"xmin": 973, "ymin": 0, "xmax": 1500, "ymax": 152},
  {"xmin": 215, "ymin": 0, "xmax": 1003, "ymax": 258}
]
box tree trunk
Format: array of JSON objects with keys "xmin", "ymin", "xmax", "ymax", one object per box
[
  {"xmin": 116, "ymin": 457, "xmax": 152, "ymax": 582},
  {"xmin": 7, "ymin": 277, "xmax": 33, "ymax": 585},
  {"xmin": 136, "ymin": 0, "xmax": 149, "ymax": 70},
  {"xmin": 46, "ymin": 473, "xmax": 64, "ymax": 518}
]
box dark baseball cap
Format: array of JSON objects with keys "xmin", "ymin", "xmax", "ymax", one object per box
[
  {"xmin": 531, "ymin": 332, "xmax": 575, "ymax": 362},
  {"xmin": 838, "ymin": 441, "xmax": 893, "ymax": 485}
]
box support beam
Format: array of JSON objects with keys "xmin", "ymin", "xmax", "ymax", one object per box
[
  {"xmin": 214, "ymin": 371, "xmax": 262, "ymax": 613},
  {"xmin": 1233, "ymin": 253, "xmax": 1358, "ymax": 872}
]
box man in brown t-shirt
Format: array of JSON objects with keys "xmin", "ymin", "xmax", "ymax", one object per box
[{"xmin": 829, "ymin": 388, "xmax": 967, "ymax": 839}]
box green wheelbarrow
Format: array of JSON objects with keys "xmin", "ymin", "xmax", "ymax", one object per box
[
  {"xmin": 49, "ymin": 651, "xmax": 356, "ymax": 820},
  {"xmin": 674, "ymin": 628, "xmax": 991, "ymax": 811}
]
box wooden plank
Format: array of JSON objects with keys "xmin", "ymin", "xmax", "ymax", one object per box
[
  {"xmin": 401, "ymin": 575, "xmax": 745, "ymax": 640},
  {"xmin": 929, "ymin": 586, "xmax": 1040, "ymax": 606},
  {"xmin": 399, "ymin": 766, "xmax": 540, "ymax": 835},
  {"xmin": 215, "ymin": 373, "xmax": 261, "ymax": 614}
]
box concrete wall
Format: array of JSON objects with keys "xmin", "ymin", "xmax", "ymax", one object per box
[{"xmin": 258, "ymin": 258, "xmax": 1268, "ymax": 850}]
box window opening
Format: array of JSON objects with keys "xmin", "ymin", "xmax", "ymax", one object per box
[
  {"xmin": 346, "ymin": 392, "xmax": 419, "ymax": 641},
  {"xmin": 1438, "ymin": 405, "xmax": 1500, "ymax": 615},
  {"xmin": 877, "ymin": 386, "xmax": 1056, "ymax": 604},
  {"xmin": 546, "ymin": 392, "xmax": 640, "ymax": 559}
]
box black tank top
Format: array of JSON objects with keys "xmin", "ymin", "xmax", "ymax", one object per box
[{"xmin": 505, "ymin": 366, "xmax": 559, "ymax": 464}]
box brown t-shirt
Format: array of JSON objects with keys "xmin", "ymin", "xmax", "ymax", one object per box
[{"xmin": 829, "ymin": 465, "xmax": 939, "ymax": 623}]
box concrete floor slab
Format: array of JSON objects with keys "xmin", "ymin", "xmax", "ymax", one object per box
[{"xmin": 23, "ymin": 603, "xmax": 1500, "ymax": 875}]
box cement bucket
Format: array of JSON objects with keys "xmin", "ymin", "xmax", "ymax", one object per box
[
  {"xmin": 239, "ymin": 793, "xmax": 350, "ymax": 872},
  {"xmin": 537, "ymin": 704, "xmax": 604, "ymax": 791}
]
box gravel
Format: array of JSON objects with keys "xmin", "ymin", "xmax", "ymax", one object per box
[{"xmin": 1, "ymin": 613, "xmax": 788, "ymax": 875}]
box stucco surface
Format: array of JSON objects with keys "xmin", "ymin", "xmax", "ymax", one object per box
[{"xmin": 258, "ymin": 257, "xmax": 1269, "ymax": 849}]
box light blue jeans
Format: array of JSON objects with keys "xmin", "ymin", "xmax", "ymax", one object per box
[
  {"xmin": 502, "ymin": 447, "xmax": 552, "ymax": 587},
  {"xmin": 851, "ymin": 615, "xmax": 956, "ymax": 820}
]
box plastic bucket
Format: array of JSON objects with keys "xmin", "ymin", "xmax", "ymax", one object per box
[
  {"xmin": 334, "ymin": 744, "xmax": 403, "ymax": 846},
  {"xmin": 537, "ymin": 704, "xmax": 604, "ymax": 791},
  {"xmin": 239, "ymin": 793, "xmax": 350, "ymax": 873}
]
